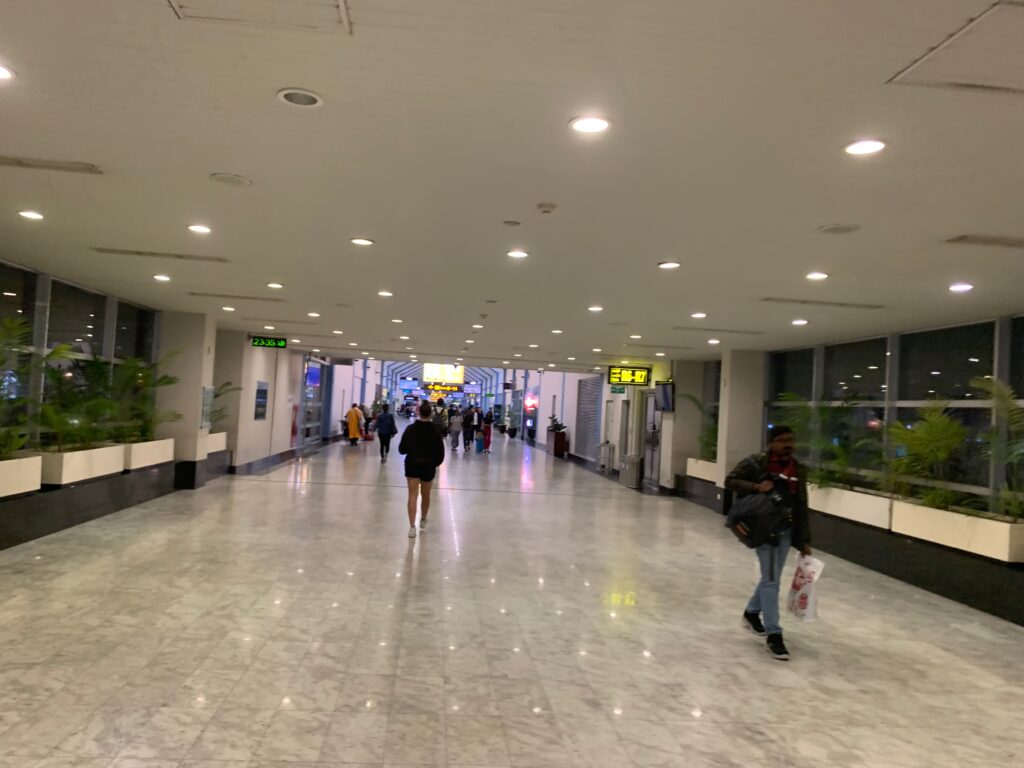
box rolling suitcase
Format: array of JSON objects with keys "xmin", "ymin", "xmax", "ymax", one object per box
[{"xmin": 475, "ymin": 433, "xmax": 485, "ymax": 454}]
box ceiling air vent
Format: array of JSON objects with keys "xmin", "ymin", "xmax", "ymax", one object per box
[
  {"xmin": 672, "ymin": 326, "xmax": 763, "ymax": 335},
  {"xmin": 0, "ymin": 155, "xmax": 102, "ymax": 175},
  {"xmin": 189, "ymin": 292, "xmax": 285, "ymax": 302},
  {"xmin": 94, "ymin": 247, "xmax": 228, "ymax": 263},
  {"xmin": 947, "ymin": 234, "xmax": 1024, "ymax": 250},
  {"xmin": 761, "ymin": 297, "xmax": 883, "ymax": 310},
  {"xmin": 166, "ymin": 0, "xmax": 352, "ymax": 33}
]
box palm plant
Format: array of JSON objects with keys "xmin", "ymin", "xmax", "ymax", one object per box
[
  {"xmin": 971, "ymin": 377, "xmax": 1024, "ymax": 520},
  {"xmin": 40, "ymin": 358, "xmax": 117, "ymax": 451},
  {"xmin": 886, "ymin": 405, "xmax": 967, "ymax": 510},
  {"xmin": 681, "ymin": 394, "xmax": 718, "ymax": 461},
  {"xmin": 210, "ymin": 380, "xmax": 242, "ymax": 432},
  {"xmin": 110, "ymin": 356, "xmax": 181, "ymax": 442}
]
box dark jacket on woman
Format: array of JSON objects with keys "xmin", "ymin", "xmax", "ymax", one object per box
[
  {"xmin": 725, "ymin": 452, "xmax": 811, "ymax": 550},
  {"xmin": 398, "ymin": 421, "xmax": 445, "ymax": 470},
  {"xmin": 376, "ymin": 411, "xmax": 397, "ymax": 437}
]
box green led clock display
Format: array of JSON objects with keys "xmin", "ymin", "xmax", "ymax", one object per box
[{"xmin": 251, "ymin": 336, "xmax": 287, "ymax": 348}]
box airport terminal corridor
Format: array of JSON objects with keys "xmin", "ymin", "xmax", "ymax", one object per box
[{"xmin": 0, "ymin": 436, "xmax": 1020, "ymax": 768}]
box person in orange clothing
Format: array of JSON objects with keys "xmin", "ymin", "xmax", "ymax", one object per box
[{"xmin": 345, "ymin": 403, "xmax": 363, "ymax": 446}]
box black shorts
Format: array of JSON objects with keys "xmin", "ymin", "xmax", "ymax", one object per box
[{"xmin": 405, "ymin": 463, "xmax": 437, "ymax": 482}]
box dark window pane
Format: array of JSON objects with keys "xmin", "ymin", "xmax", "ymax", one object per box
[
  {"xmin": 114, "ymin": 303, "xmax": 155, "ymax": 360},
  {"xmin": 769, "ymin": 349, "xmax": 813, "ymax": 400},
  {"xmin": 894, "ymin": 407, "xmax": 990, "ymax": 487},
  {"xmin": 1009, "ymin": 317, "xmax": 1024, "ymax": 396},
  {"xmin": 47, "ymin": 282, "xmax": 105, "ymax": 355},
  {"xmin": 823, "ymin": 338, "xmax": 887, "ymax": 401},
  {"xmin": 821, "ymin": 405, "xmax": 886, "ymax": 471},
  {"xmin": 702, "ymin": 360, "xmax": 721, "ymax": 405},
  {"xmin": 898, "ymin": 323, "xmax": 993, "ymax": 400},
  {"xmin": 0, "ymin": 263, "xmax": 36, "ymax": 323}
]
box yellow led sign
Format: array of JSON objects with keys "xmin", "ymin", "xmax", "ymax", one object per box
[
  {"xmin": 608, "ymin": 366, "xmax": 651, "ymax": 386},
  {"xmin": 422, "ymin": 363, "xmax": 464, "ymax": 384},
  {"xmin": 426, "ymin": 383, "xmax": 462, "ymax": 393}
]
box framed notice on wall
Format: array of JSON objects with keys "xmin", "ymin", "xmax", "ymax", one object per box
[{"xmin": 254, "ymin": 381, "xmax": 269, "ymax": 421}]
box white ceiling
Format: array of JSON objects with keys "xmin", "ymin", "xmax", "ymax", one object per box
[{"xmin": 1, "ymin": 0, "xmax": 1022, "ymax": 371}]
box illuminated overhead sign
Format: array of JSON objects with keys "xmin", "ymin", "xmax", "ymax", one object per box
[
  {"xmin": 426, "ymin": 383, "xmax": 462, "ymax": 393},
  {"xmin": 251, "ymin": 336, "xmax": 287, "ymax": 348},
  {"xmin": 423, "ymin": 363, "xmax": 464, "ymax": 384},
  {"xmin": 608, "ymin": 366, "xmax": 651, "ymax": 386}
]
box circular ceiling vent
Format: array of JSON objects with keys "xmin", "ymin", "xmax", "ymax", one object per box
[
  {"xmin": 819, "ymin": 223, "xmax": 860, "ymax": 235},
  {"xmin": 209, "ymin": 172, "xmax": 253, "ymax": 188},
  {"xmin": 277, "ymin": 88, "xmax": 324, "ymax": 108}
]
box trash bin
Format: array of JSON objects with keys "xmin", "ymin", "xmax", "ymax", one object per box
[{"xmin": 619, "ymin": 455, "xmax": 642, "ymax": 489}]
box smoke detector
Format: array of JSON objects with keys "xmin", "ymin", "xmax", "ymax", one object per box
[
  {"xmin": 537, "ymin": 202, "xmax": 557, "ymax": 215},
  {"xmin": 277, "ymin": 88, "xmax": 324, "ymax": 108},
  {"xmin": 210, "ymin": 172, "xmax": 253, "ymax": 188}
]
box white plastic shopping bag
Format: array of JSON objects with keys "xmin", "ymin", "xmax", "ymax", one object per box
[{"xmin": 787, "ymin": 554, "xmax": 825, "ymax": 621}]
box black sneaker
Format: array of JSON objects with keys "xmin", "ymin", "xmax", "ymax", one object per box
[
  {"xmin": 742, "ymin": 611, "xmax": 766, "ymax": 636},
  {"xmin": 766, "ymin": 633, "xmax": 789, "ymax": 661}
]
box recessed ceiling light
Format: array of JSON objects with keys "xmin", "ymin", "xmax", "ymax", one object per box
[
  {"xmin": 548, "ymin": 363, "xmax": 556, "ymax": 367},
  {"xmin": 153, "ymin": 274, "xmax": 171, "ymax": 282},
  {"xmin": 332, "ymin": 330, "xmax": 343, "ymax": 335},
  {"xmin": 620, "ymin": 360, "xmax": 629, "ymax": 364},
  {"xmin": 691, "ymin": 312, "xmax": 707, "ymax": 319},
  {"xmin": 278, "ymin": 88, "xmax": 323, "ymax": 108},
  {"xmin": 291, "ymin": 339, "xmax": 301, "ymax": 343},
  {"xmin": 392, "ymin": 319, "xmax": 403, "ymax": 324},
  {"xmin": 845, "ymin": 139, "xmax": 886, "ymax": 155},
  {"xmin": 629, "ymin": 334, "xmax": 642, "ymax": 340},
  {"xmin": 351, "ymin": 238, "xmax": 374, "ymax": 246},
  {"xmin": 222, "ymin": 306, "xmax": 235, "ymax": 312},
  {"xmin": 472, "ymin": 324, "xmax": 484, "ymax": 329},
  {"xmin": 0, "ymin": 66, "xmax": 14, "ymax": 80},
  {"xmin": 658, "ymin": 261, "xmax": 680, "ymax": 270},
  {"xmin": 188, "ymin": 224, "xmax": 211, "ymax": 235},
  {"xmin": 399, "ymin": 335, "xmax": 409, "ymax": 340},
  {"xmin": 594, "ymin": 366, "xmax": 601, "ymax": 370},
  {"xmin": 377, "ymin": 290, "xmax": 393, "ymax": 297},
  {"xmin": 792, "ymin": 319, "xmax": 809, "ymax": 326},
  {"xmin": 514, "ymin": 353, "xmax": 522, "ymax": 358},
  {"xmin": 868, "ymin": 365, "xmax": 879, "ymax": 370},
  {"xmin": 502, "ymin": 360, "xmax": 510, "ymax": 364},
  {"xmin": 568, "ymin": 357, "xmax": 576, "ymax": 361},
  {"xmin": 592, "ymin": 348, "xmax": 603, "ymax": 352},
  {"xmin": 588, "ymin": 306, "xmax": 603, "ymax": 313},
  {"xmin": 465, "ymin": 339, "xmax": 475, "ymax": 344},
  {"xmin": 18, "ymin": 210, "xmax": 43, "ymax": 220},
  {"xmin": 528, "ymin": 344, "xmax": 539, "ymax": 348},
  {"xmin": 406, "ymin": 347, "xmax": 414, "ymax": 351},
  {"xmin": 708, "ymin": 339, "xmax": 721, "ymax": 345},
  {"xmin": 507, "ymin": 249, "xmax": 529, "ymax": 259},
  {"xmin": 456, "ymin": 357, "xmax": 464, "ymax": 361},
  {"xmin": 949, "ymin": 282, "xmax": 973, "ymax": 293},
  {"xmin": 968, "ymin": 357, "xmax": 980, "ymax": 363},
  {"xmin": 806, "ymin": 272, "xmax": 829, "ymax": 281},
  {"xmin": 349, "ymin": 342, "xmax": 358, "ymax": 346},
  {"xmin": 307, "ymin": 312, "xmax": 320, "ymax": 318},
  {"xmin": 267, "ymin": 282, "xmax": 284, "ymax": 289},
  {"xmin": 2, "ymin": 292, "xmax": 16, "ymax": 297},
  {"xmin": 551, "ymin": 330, "xmax": 563, "ymax": 334},
  {"xmin": 570, "ymin": 116, "xmax": 610, "ymax": 133},
  {"xmin": 313, "ymin": 348, "xmax": 321, "ymax": 353},
  {"xmin": 655, "ymin": 352, "xmax": 666, "ymax": 357},
  {"xmin": 264, "ymin": 325, "xmax": 275, "ymax": 330},
  {"xmin": 931, "ymin": 370, "xmax": 941, "ymax": 375}
]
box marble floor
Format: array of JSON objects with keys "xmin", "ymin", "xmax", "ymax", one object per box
[{"xmin": 0, "ymin": 433, "xmax": 1021, "ymax": 768}]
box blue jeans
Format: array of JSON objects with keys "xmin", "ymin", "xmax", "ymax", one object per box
[{"xmin": 745, "ymin": 528, "xmax": 792, "ymax": 636}]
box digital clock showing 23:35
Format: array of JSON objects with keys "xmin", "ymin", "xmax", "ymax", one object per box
[{"xmin": 251, "ymin": 336, "xmax": 288, "ymax": 348}]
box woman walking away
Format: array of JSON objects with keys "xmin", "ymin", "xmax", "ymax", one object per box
[
  {"xmin": 482, "ymin": 409, "xmax": 494, "ymax": 453},
  {"xmin": 376, "ymin": 404, "xmax": 397, "ymax": 462},
  {"xmin": 345, "ymin": 403, "xmax": 363, "ymax": 446},
  {"xmin": 449, "ymin": 407, "xmax": 463, "ymax": 452},
  {"xmin": 399, "ymin": 401, "xmax": 445, "ymax": 538}
]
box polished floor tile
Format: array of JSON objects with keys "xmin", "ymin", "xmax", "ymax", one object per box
[{"xmin": 0, "ymin": 435, "xmax": 1021, "ymax": 767}]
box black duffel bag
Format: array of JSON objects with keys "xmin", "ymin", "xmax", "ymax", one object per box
[{"xmin": 725, "ymin": 487, "xmax": 791, "ymax": 549}]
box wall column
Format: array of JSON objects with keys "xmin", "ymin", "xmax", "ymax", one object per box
[
  {"xmin": 156, "ymin": 312, "xmax": 217, "ymax": 489},
  {"xmin": 663, "ymin": 360, "xmax": 704, "ymax": 485},
  {"xmin": 715, "ymin": 350, "xmax": 767, "ymax": 487}
]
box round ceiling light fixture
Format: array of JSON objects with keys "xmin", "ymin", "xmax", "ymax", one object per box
[
  {"xmin": 949, "ymin": 282, "xmax": 974, "ymax": 293},
  {"xmin": 0, "ymin": 65, "xmax": 15, "ymax": 80},
  {"xmin": 568, "ymin": 357, "xmax": 576, "ymax": 361},
  {"xmin": 399, "ymin": 335, "xmax": 409, "ymax": 340},
  {"xmin": 188, "ymin": 224, "xmax": 211, "ymax": 235},
  {"xmin": 514, "ymin": 353, "xmax": 523, "ymax": 358},
  {"xmin": 551, "ymin": 329, "xmax": 563, "ymax": 334},
  {"xmin": 472, "ymin": 324, "xmax": 484, "ymax": 329},
  {"xmin": 267, "ymin": 282, "xmax": 284, "ymax": 289},
  {"xmin": 806, "ymin": 271, "xmax": 830, "ymax": 281},
  {"xmin": 351, "ymin": 238, "xmax": 374, "ymax": 246},
  {"xmin": 655, "ymin": 352, "xmax": 666, "ymax": 357},
  {"xmin": 392, "ymin": 318, "xmax": 403, "ymax": 324},
  {"xmin": 377, "ymin": 290, "xmax": 393, "ymax": 297},
  {"xmin": 307, "ymin": 312, "xmax": 320, "ymax": 318},
  {"xmin": 588, "ymin": 305, "xmax": 603, "ymax": 313},
  {"xmin": 502, "ymin": 360, "xmax": 510, "ymax": 365},
  {"xmin": 570, "ymin": 116, "xmax": 610, "ymax": 133},
  {"xmin": 528, "ymin": 343, "xmax": 539, "ymax": 348},
  {"xmin": 153, "ymin": 274, "xmax": 171, "ymax": 282},
  {"xmin": 844, "ymin": 139, "xmax": 886, "ymax": 156},
  {"xmin": 507, "ymin": 249, "xmax": 529, "ymax": 259},
  {"xmin": 222, "ymin": 306, "xmax": 235, "ymax": 312},
  {"xmin": 277, "ymin": 88, "xmax": 324, "ymax": 108},
  {"xmin": 629, "ymin": 334, "xmax": 642, "ymax": 340},
  {"xmin": 592, "ymin": 348, "xmax": 602, "ymax": 352},
  {"xmin": 708, "ymin": 338, "xmax": 721, "ymax": 345},
  {"xmin": 291, "ymin": 339, "xmax": 301, "ymax": 344},
  {"xmin": 349, "ymin": 342, "xmax": 358, "ymax": 346},
  {"xmin": 18, "ymin": 210, "xmax": 43, "ymax": 220},
  {"xmin": 658, "ymin": 261, "xmax": 681, "ymax": 270},
  {"xmin": 792, "ymin": 319, "xmax": 809, "ymax": 326},
  {"xmin": 691, "ymin": 312, "xmax": 707, "ymax": 319},
  {"xmin": 264, "ymin": 325, "xmax": 275, "ymax": 331}
]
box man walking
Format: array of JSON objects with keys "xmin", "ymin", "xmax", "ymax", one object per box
[{"xmin": 725, "ymin": 425, "xmax": 812, "ymax": 661}]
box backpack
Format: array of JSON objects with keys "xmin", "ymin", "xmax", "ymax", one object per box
[
  {"xmin": 432, "ymin": 407, "xmax": 448, "ymax": 429},
  {"xmin": 725, "ymin": 490, "xmax": 791, "ymax": 549}
]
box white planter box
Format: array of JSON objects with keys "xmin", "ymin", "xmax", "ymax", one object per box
[
  {"xmin": 686, "ymin": 458, "xmax": 718, "ymax": 484},
  {"xmin": 124, "ymin": 439, "xmax": 175, "ymax": 471},
  {"xmin": 808, "ymin": 485, "xmax": 892, "ymax": 530},
  {"xmin": 205, "ymin": 432, "xmax": 227, "ymax": 454},
  {"xmin": 0, "ymin": 456, "xmax": 42, "ymax": 498},
  {"xmin": 37, "ymin": 445, "xmax": 125, "ymax": 486},
  {"xmin": 891, "ymin": 499, "xmax": 1024, "ymax": 563}
]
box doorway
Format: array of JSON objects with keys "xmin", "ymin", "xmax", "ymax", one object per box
[
  {"xmin": 618, "ymin": 399, "xmax": 631, "ymax": 458},
  {"xmin": 643, "ymin": 391, "xmax": 662, "ymax": 489}
]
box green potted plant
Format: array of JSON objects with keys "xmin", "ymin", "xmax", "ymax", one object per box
[
  {"xmin": 207, "ymin": 380, "xmax": 241, "ymax": 454},
  {"xmin": 546, "ymin": 415, "xmax": 568, "ymax": 458},
  {"xmin": 681, "ymin": 394, "xmax": 719, "ymax": 482},
  {"xmin": 110, "ymin": 356, "xmax": 182, "ymax": 470}
]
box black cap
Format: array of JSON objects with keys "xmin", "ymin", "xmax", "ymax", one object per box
[{"xmin": 768, "ymin": 424, "xmax": 794, "ymax": 442}]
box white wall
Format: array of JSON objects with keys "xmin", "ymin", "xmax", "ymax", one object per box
[
  {"xmin": 156, "ymin": 312, "xmax": 217, "ymax": 461},
  {"xmin": 329, "ymin": 364, "xmax": 355, "ymax": 437},
  {"xmin": 716, "ymin": 350, "xmax": 767, "ymax": 486}
]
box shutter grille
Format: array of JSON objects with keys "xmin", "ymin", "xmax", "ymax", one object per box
[{"xmin": 574, "ymin": 376, "xmax": 602, "ymax": 461}]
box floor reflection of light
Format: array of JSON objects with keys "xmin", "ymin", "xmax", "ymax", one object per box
[{"xmin": 447, "ymin": 491, "xmax": 461, "ymax": 558}]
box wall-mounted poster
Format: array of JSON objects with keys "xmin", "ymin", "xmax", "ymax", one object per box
[
  {"xmin": 200, "ymin": 386, "xmax": 215, "ymax": 429},
  {"xmin": 254, "ymin": 381, "xmax": 269, "ymax": 420}
]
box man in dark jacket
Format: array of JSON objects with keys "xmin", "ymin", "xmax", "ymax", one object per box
[{"xmin": 725, "ymin": 424, "xmax": 812, "ymax": 661}]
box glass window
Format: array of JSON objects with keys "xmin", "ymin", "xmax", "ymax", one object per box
[
  {"xmin": 823, "ymin": 338, "xmax": 887, "ymax": 401},
  {"xmin": 0, "ymin": 263, "xmax": 36, "ymax": 323},
  {"xmin": 820, "ymin": 405, "xmax": 886, "ymax": 472},
  {"xmin": 702, "ymin": 360, "xmax": 721, "ymax": 406},
  {"xmin": 699, "ymin": 361, "xmax": 721, "ymax": 461},
  {"xmin": 114, "ymin": 302, "xmax": 155, "ymax": 361},
  {"xmin": 1008, "ymin": 316, "xmax": 1024, "ymax": 396},
  {"xmin": 47, "ymin": 282, "xmax": 105, "ymax": 355},
  {"xmin": 769, "ymin": 348, "xmax": 814, "ymax": 400},
  {"xmin": 894, "ymin": 407, "xmax": 990, "ymax": 487},
  {"xmin": 898, "ymin": 322, "xmax": 993, "ymax": 400}
]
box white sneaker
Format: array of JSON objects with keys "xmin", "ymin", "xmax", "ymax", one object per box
[
  {"xmin": 420, "ymin": 518, "xmax": 428, "ymax": 531},
  {"xmin": 408, "ymin": 527, "xmax": 417, "ymax": 538}
]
